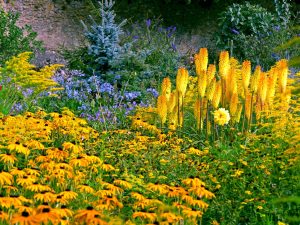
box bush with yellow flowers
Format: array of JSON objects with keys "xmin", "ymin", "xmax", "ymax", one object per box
[{"xmin": 0, "ymin": 52, "xmax": 63, "ymax": 115}]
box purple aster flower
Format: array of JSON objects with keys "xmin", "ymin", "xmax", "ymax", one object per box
[
  {"xmin": 146, "ymin": 19, "xmax": 151, "ymax": 28},
  {"xmin": 147, "ymin": 88, "xmax": 159, "ymax": 98},
  {"xmin": 230, "ymin": 28, "xmax": 240, "ymax": 35}
]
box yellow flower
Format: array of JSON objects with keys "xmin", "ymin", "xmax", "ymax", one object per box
[
  {"xmin": 278, "ymin": 222, "xmax": 289, "ymax": 225},
  {"xmin": 213, "ymin": 108, "xmax": 230, "ymax": 126},
  {"xmin": 257, "ymin": 205, "xmax": 263, "ymax": 210},
  {"xmin": 245, "ymin": 190, "xmax": 252, "ymax": 195},
  {"xmin": 0, "ymin": 172, "xmax": 13, "ymax": 186}
]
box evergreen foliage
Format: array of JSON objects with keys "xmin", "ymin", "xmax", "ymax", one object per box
[{"xmin": 81, "ymin": 0, "xmax": 126, "ymax": 71}]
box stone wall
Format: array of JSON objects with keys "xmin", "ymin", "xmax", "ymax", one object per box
[{"xmin": 1, "ymin": 0, "xmax": 92, "ymax": 50}]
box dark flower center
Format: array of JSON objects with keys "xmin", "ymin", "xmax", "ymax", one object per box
[
  {"xmin": 86, "ymin": 206, "xmax": 93, "ymax": 210},
  {"xmin": 42, "ymin": 208, "xmax": 50, "ymax": 213},
  {"xmin": 22, "ymin": 211, "xmax": 29, "ymax": 217}
]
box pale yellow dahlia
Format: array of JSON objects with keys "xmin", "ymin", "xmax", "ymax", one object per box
[{"xmin": 213, "ymin": 108, "xmax": 230, "ymax": 126}]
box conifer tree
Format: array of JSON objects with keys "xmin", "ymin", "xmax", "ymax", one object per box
[{"xmin": 81, "ymin": 0, "xmax": 126, "ymax": 71}]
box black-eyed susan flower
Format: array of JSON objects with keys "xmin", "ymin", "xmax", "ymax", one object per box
[
  {"xmin": 33, "ymin": 191, "xmax": 56, "ymax": 203},
  {"xmin": 182, "ymin": 177, "xmax": 206, "ymax": 188},
  {"xmin": 182, "ymin": 208, "xmax": 203, "ymax": 219},
  {"xmin": 17, "ymin": 175, "xmax": 37, "ymax": 186},
  {"xmin": 96, "ymin": 189, "xmax": 114, "ymax": 198},
  {"xmin": 35, "ymin": 206, "xmax": 61, "ymax": 225},
  {"xmin": 113, "ymin": 179, "xmax": 132, "ymax": 190},
  {"xmin": 132, "ymin": 211, "xmax": 157, "ymax": 223},
  {"xmin": 166, "ymin": 185, "xmax": 187, "ymax": 198},
  {"xmin": 47, "ymin": 148, "xmax": 69, "ymax": 162},
  {"xmin": 11, "ymin": 211, "xmax": 39, "ymax": 225},
  {"xmin": 59, "ymin": 189, "xmax": 78, "ymax": 200},
  {"xmin": 188, "ymin": 186, "xmax": 215, "ymax": 199},
  {"xmin": 0, "ymin": 171, "xmax": 13, "ymax": 186},
  {"xmin": 0, "ymin": 153, "xmax": 17, "ymax": 164},
  {"xmin": 62, "ymin": 142, "xmax": 83, "ymax": 154},
  {"xmin": 190, "ymin": 199, "xmax": 209, "ymax": 209},
  {"xmin": 85, "ymin": 214, "xmax": 108, "ymax": 225},
  {"xmin": 77, "ymin": 184, "xmax": 95, "ymax": 194},
  {"xmin": 101, "ymin": 182, "xmax": 123, "ymax": 195},
  {"xmin": 7, "ymin": 141, "xmax": 30, "ymax": 156},
  {"xmin": 10, "ymin": 167, "xmax": 27, "ymax": 177},
  {"xmin": 53, "ymin": 205, "xmax": 73, "ymax": 218},
  {"xmin": 25, "ymin": 140, "xmax": 45, "ymax": 150},
  {"xmin": 15, "ymin": 204, "xmax": 35, "ymax": 214},
  {"xmin": 26, "ymin": 182, "xmax": 53, "ymax": 192},
  {"xmin": 0, "ymin": 196, "xmax": 22, "ymax": 208},
  {"xmin": 69, "ymin": 155, "xmax": 89, "ymax": 167},
  {"xmin": 24, "ymin": 168, "xmax": 40, "ymax": 177},
  {"xmin": 160, "ymin": 212, "xmax": 183, "ymax": 223},
  {"xmin": 147, "ymin": 183, "xmax": 168, "ymax": 194},
  {"xmin": 2, "ymin": 185, "xmax": 18, "ymax": 195},
  {"xmin": 0, "ymin": 209, "xmax": 9, "ymax": 222},
  {"xmin": 74, "ymin": 206, "xmax": 102, "ymax": 223}
]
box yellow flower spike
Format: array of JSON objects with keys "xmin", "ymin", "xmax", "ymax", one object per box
[
  {"xmin": 250, "ymin": 65, "xmax": 261, "ymax": 94},
  {"xmin": 255, "ymin": 99, "xmax": 262, "ymax": 120},
  {"xmin": 161, "ymin": 77, "xmax": 172, "ymax": 101},
  {"xmin": 219, "ymin": 51, "xmax": 230, "ymax": 78},
  {"xmin": 225, "ymin": 67, "xmax": 237, "ymax": 102},
  {"xmin": 168, "ymin": 109, "xmax": 178, "ymax": 130},
  {"xmin": 207, "ymin": 64, "xmax": 216, "ymax": 85},
  {"xmin": 207, "ymin": 78, "xmax": 216, "ymax": 102},
  {"xmin": 212, "ymin": 81, "xmax": 222, "ymax": 109},
  {"xmin": 176, "ymin": 67, "xmax": 189, "ymax": 96},
  {"xmin": 233, "ymin": 104, "xmax": 243, "ymax": 123},
  {"xmin": 157, "ymin": 95, "xmax": 168, "ymax": 125},
  {"xmin": 245, "ymin": 92, "xmax": 252, "ymax": 120},
  {"xmin": 198, "ymin": 47, "xmax": 208, "ymax": 72},
  {"xmin": 230, "ymin": 93, "xmax": 238, "ymax": 116},
  {"xmin": 198, "ymin": 70, "xmax": 207, "ymax": 98},
  {"xmin": 194, "ymin": 53, "xmax": 201, "ymax": 76},
  {"xmin": 276, "ymin": 59, "xmax": 289, "ymax": 93},
  {"xmin": 194, "ymin": 100, "xmax": 201, "ymax": 129},
  {"xmin": 242, "ymin": 60, "xmax": 251, "ymax": 91},
  {"xmin": 167, "ymin": 90, "xmax": 177, "ymax": 113},
  {"xmin": 260, "ymin": 73, "xmax": 268, "ymax": 104},
  {"xmin": 266, "ymin": 69, "xmax": 278, "ymax": 107}
]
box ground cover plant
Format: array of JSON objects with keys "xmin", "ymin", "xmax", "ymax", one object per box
[{"xmin": 0, "ymin": 0, "xmax": 300, "ymax": 224}]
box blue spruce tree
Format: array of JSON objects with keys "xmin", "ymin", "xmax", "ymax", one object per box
[{"xmin": 81, "ymin": 0, "xmax": 126, "ymax": 71}]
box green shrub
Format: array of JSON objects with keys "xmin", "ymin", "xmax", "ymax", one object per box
[
  {"xmin": 0, "ymin": 8, "xmax": 43, "ymax": 65},
  {"xmin": 216, "ymin": 0, "xmax": 299, "ymax": 68}
]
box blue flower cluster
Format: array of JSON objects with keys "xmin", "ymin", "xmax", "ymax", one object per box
[{"xmin": 51, "ymin": 69, "xmax": 156, "ymax": 127}]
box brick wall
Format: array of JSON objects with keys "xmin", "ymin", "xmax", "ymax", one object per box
[{"xmin": 1, "ymin": 0, "xmax": 91, "ymax": 50}]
